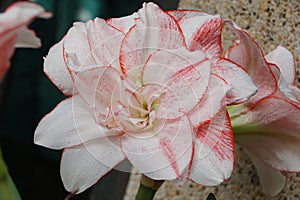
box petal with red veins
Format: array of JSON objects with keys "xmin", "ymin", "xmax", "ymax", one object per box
[
  {"xmin": 168, "ymin": 11, "xmax": 222, "ymax": 59},
  {"xmin": 167, "ymin": 10, "xmax": 207, "ymax": 22},
  {"xmin": 142, "ymin": 47, "xmax": 206, "ymax": 85},
  {"xmin": 107, "ymin": 12, "xmax": 138, "ymax": 34},
  {"xmin": 189, "ymin": 109, "xmax": 234, "ymax": 185},
  {"xmin": 85, "ymin": 18, "xmax": 124, "ymax": 70},
  {"xmin": 119, "ymin": 2, "xmax": 185, "ymax": 76},
  {"xmin": 213, "ymin": 58, "xmax": 257, "ymax": 104},
  {"xmin": 60, "ymin": 137, "xmax": 125, "ymax": 194},
  {"xmin": 224, "ymin": 20, "xmax": 277, "ymax": 103},
  {"xmin": 233, "ymin": 97, "xmax": 300, "ymax": 172},
  {"xmin": 63, "ymin": 19, "xmax": 123, "ymax": 72},
  {"xmin": 44, "ymin": 39, "xmax": 73, "ymax": 95},
  {"xmin": 158, "ymin": 60, "xmax": 210, "ymax": 119},
  {"xmin": 188, "ymin": 16, "xmax": 222, "ymax": 59},
  {"xmin": 247, "ymin": 151, "xmax": 286, "ymax": 197},
  {"xmin": 188, "ymin": 74, "xmax": 230, "ymax": 127},
  {"xmin": 121, "ymin": 116, "xmax": 193, "ymax": 180},
  {"xmin": 34, "ymin": 95, "xmax": 114, "ymax": 149},
  {"xmin": 265, "ymin": 45, "xmax": 295, "ymax": 85},
  {"xmin": 74, "ymin": 66, "xmax": 122, "ymax": 126}
]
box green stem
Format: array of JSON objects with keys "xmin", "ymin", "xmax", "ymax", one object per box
[
  {"xmin": 0, "ymin": 149, "xmax": 21, "ymax": 200},
  {"xmin": 135, "ymin": 174, "xmax": 164, "ymax": 200}
]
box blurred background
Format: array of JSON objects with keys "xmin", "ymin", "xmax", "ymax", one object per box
[{"xmin": 0, "ymin": 0, "xmax": 179, "ymax": 199}]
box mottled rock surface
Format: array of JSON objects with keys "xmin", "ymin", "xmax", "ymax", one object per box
[{"xmin": 124, "ymin": 0, "xmax": 299, "ymax": 199}]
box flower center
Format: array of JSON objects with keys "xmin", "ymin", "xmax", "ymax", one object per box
[{"xmin": 112, "ymin": 83, "xmax": 161, "ymax": 133}]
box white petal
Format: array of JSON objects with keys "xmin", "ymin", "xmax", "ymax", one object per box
[
  {"xmin": 107, "ymin": 12, "xmax": 138, "ymax": 34},
  {"xmin": 266, "ymin": 45, "xmax": 295, "ymax": 85},
  {"xmin": 247, "ymin": 151, "xmax": 286, "ymax": 197},
  {"xmin": 15, "ymin": 26, "xmax": 40, "ymax": 48},
  {"xmin": 34, "ymin": 95, "xmax": 113, "ymax": 149},
  {"xmin": 61, "ymin": 137, "xmax": 125, "ymax": 193},
  {"xmin": 269, "ymin": 64, "xmax": 299, "ymax": 102},
  {"xmin": 74, "ymin": 66, "xmax": 121, "ymax": 125},
  {"xmin": 44, "ymin": 39, "xmax": 74, "ymax": 95}
]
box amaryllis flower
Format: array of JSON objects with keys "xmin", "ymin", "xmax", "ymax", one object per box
[
  {"xmin": 34, "ymin": 3, "xmax": 256, "ymax": 194},
  {"xmin": 0, "ymin": 1, "xmax": 51, "ymax": 79},
  {"xmin": 225, "ymin": 20, "xmax": 300, "ymax": 196}
]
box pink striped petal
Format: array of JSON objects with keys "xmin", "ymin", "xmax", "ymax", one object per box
[
  {"xmin": 0, "ymin": 1, "xmax": 51, "ymax": 79},
  {"xmin": 212, "ymin": 58, "xmax": 257, "ymax": 104},
  {"xmin": 44, "ymin": 39, "xmax": 73, "ymax": 95},
  {"xmin": 234, "ymin": 97, "xmax": 300, "ymax": 172},
  {"xmin": 157, "ymin": 60, "xmax": 210, "ymax": 119},
  {"xmin": 34, "ymin": 95, "xmax": 113, "ymax": 149},
  {"xmin": 189, "ymin": 110, "xmax": 234, "ymax": 185},
  {"xmin": 60, "ymin": 137, "xmax": 125, "ymax": 193},
  {"xmin": 168, "ymin": 10, "xmax": 222, "ymax": 59},
  {"xmin": 225, "ymin": 20, "xmax": 277, "ymax": 104},
  {"xmin": 247, "ymin": 152, "xmax": 286, "ymax": 197},
  {"xmin": 119, "ymin": 2, "xmax": 185, "ymax": 76},
  {"xmin": 121, "ymin": 116, "xmax": 193, "ymax": 180},
  {"xmin": 188, "ymin": 74, "xmax": 230, "ymax": 127},
  {"xmin": 265, "ymin": 45, "xmax": 295, "ymax": 85}
]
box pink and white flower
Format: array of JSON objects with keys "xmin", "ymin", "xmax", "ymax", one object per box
[
  {"xmin": 0, "ymin": 1, "xmax": 51, "ymax": 79},
  {"xmin": 34, "ymin": 3, "xmax": 256, "ymax": 194},
  {"xmin": 225, "ymin": 20, "xmax": 300, "ymax": 196}
]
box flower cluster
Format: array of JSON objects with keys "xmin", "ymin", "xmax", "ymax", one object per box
[
  {"xmin": 225, "ymin": 20, "xmax": 300, "ymax": 196},
  {"xmin": 33, "ymin": 2, "xmax": 299, "ymax": 197}
]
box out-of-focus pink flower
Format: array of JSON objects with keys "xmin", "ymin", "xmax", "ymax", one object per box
[
  {"xmin": 34, "ymin": 3, "xmax": 256, "ymax": 194},
  {"xmin": 225, "ymin": 20, "xmax": 300, "ymax": 196},
  {"xmin": 0, "ymin": 1, "xmax": 51, "ymax": 79}
]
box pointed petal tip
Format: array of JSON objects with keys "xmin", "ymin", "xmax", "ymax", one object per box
[{"xmin": 60, "ymin": 138, "xmax": 125, "ymax": 194}]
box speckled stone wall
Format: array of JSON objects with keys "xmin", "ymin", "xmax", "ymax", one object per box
[{"xmin": 124, "ymin": 0, "xmax": 300, "ymax": 199}]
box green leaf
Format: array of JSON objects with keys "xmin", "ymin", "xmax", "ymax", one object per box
[
  {"xmin": 206, "ymin": 193, "xmax": 217, "ymax": 200},
  {"xmin": 0, "ymin": 149, "xmax": 22, "ymax": 200}
]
